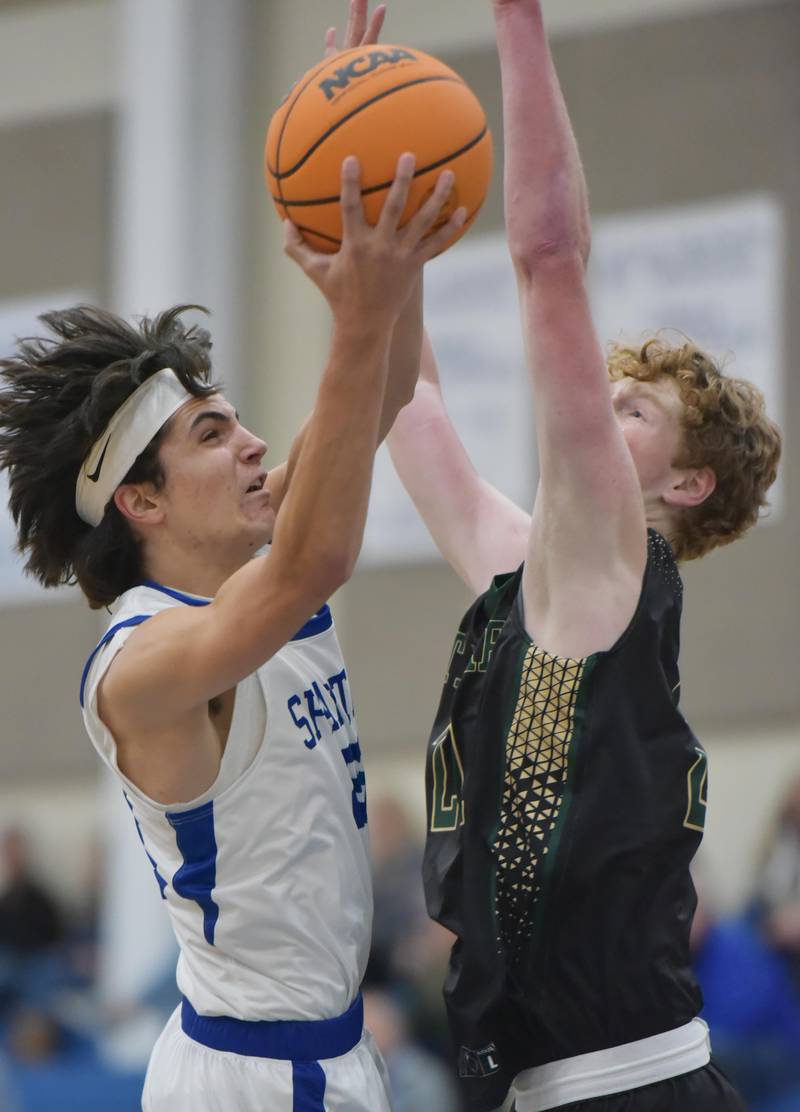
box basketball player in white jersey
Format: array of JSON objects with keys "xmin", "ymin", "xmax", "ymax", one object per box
[{"xmin": 0, "ymin": 11, "xmax": 465, "ymax": 1109}]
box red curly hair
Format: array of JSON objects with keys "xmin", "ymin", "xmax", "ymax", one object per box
[{"xmin": 607, "ymin": 338, "xmax": 781, "ymax": 561}]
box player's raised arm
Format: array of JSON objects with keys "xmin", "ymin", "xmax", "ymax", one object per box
[
  {"xmin": 387, "ymin": 313, "xmax": 530, "ymax": 595},
  {"xmin": 493, "ymin": 0, "xmax": 647, "ymax": 655},
  {"xmin": 100, "ymin": 157, "xmax": 464, "ymax": 731}
]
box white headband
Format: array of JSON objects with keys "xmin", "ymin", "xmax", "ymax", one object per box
[{"xmin": 75, "ymin": 368, "xmax": 193, "ymax": 527}]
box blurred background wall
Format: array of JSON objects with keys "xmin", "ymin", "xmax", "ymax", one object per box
[{"xmin": 0, "ymin": 0, "xmax": 797, "ymax": 1107}]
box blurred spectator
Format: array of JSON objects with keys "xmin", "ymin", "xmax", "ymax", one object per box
[
  {"xmin": 691, "ymin": 865, "xmax": 800, "ymax": 1109},
  {"xmin": 367, "ymin": 795, "xmax": 456, "ymax": 1061},
  {"xmin": 369, "ymin": 795, "xmax": 428, "ymax": 982},
  {"xmin": 0, "ymin": 828, "xmax": 63, "ymax": 956},
  {"xmin": 751, "ymin": 774, "xmax": 800, "ymax": 987},
  {"xmin": 0, "ymin": 828, "xmax": 65, "ymax": 1017},
  {"xmin": 363, "ymin": 986, "xmax": 460, "ymax": 1112}
]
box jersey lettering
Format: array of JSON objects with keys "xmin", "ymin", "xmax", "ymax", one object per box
[
  {"xmin": 287, "ymin": 695, "xmax": 316, "ymax": 749},
  {"xmin": 430, "ymin": 724, "xmax": 465, "ymax": 832},
  {"xmin": 341, "ymin": 740, "xmax": 368, "ymax": 829},
  {"xmin": 683, "ymin": 747, "xmax": 708, "ymax": 832},
  {"xmin": 464, "ymin": 619, "xmax": 505, "ymax": 676},
  {"xmin": 287, "ymin": 669, "xmax": 353, "ymax": 748},
  {"xmin": 445, "ymin": 632, "xmax": 467, "ymax": 688}
]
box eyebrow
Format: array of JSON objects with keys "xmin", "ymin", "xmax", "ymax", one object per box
[
  {"xmin": 189, "ymin": 410, "xmax": 235, "ymax": 432},
  {"xmin": 618, "ymin": 386, "xmax": 667, "ymax": 412}
]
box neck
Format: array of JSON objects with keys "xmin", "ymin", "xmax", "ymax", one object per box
[
  {"xmin": 643, "ymin": 496, "xmax": 678, "ymax": 551},
  {"xmin": 142, "ymin": 538, "xmax": 259, "ymax": 599}
]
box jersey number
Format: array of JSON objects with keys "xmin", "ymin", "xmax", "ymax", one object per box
[
  {"xmin": 430, "ymin": 725, "xmax": 465, "ymax": 832},
  {"xmin": 683, "ymin": 748, "xmax": 708, "ymax": 832}
]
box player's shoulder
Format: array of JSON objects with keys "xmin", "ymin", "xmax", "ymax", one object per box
[
  {"xmin": 110, "ymin": 580, "xmax": 211, "ymax": 625},
  {"xmin": 645, "ymin": 529, "xmax": 683, "ymax": 598}
]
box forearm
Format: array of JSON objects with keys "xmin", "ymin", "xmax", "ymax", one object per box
[
  {"xmin": 379, "ymin": 275, "xmax": 423, "ymax": 439},
  {"xmin": 388, "ymin": 333, "xmax": 530, "ymax": 592},
  {"xmin": 493, "ymin": 0, "xmax": 590, "ymax": 268},
  {"xmin": 272, "ymin": 278, "xmax": 424, "ymax": 512},
  {"xmin": 270, "ymin": 317, "xmax": 393, "ymax": 592}
]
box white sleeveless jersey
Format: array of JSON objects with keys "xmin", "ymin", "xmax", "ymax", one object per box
[{"xmin": 80, "ymin": 581, "xmax": 373, "ymax": 1022}]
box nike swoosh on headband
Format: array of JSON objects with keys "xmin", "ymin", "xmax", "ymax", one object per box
[
  {"xmin": 86, "ymin": 437, "xmax": 111, "ymax": 483},
  {"xmin": 75, "ymin": 368, "xmax": 193, "ymax": 527}
]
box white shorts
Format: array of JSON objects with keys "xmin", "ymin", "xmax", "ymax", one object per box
[{"xmin": 142, "ymin": 1002, "xmax": 393, "ymax": 1112}]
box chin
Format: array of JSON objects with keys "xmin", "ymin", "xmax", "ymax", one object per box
[{"xmin": 252, "ymin": 508, "xmax": 276, "ymax": 547}]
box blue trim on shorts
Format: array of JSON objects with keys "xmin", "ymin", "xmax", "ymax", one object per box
[
  {"xmin": 292, "ymin": 1061, "xmax": 326, "ymax": 1111},
  {"xmin": 180, "ymin": 993, "xmax": 363, "ymax": 1061}
]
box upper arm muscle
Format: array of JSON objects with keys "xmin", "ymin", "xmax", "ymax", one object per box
[{"xmin": 101, "ymin": 554, "xmax": 322, "ymax": 732}]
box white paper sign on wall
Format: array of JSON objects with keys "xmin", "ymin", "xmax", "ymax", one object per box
[{"xmin": 588, "ymin": 193, "xmax": 784, "ymax": 517}]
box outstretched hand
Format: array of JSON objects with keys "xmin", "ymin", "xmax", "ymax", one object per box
[
  {"xmin": 283, "ymin": 154, "xmax": 465, "ymax": 323},
  {"xmin": 324, "ymin": 0, "xmax": 387, "ymax": 58}
]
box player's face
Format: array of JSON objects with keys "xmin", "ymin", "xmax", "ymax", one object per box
[
  {"xmin": 155, "ymin": 393, "xmax": 275, "ymax": 553},
  {"xmin": 611, "ymin": 375, "xmax": 688, "ymax": 500}
]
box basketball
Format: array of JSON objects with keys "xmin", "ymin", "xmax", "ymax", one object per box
[{"xmin": 265, "ymin": 45, "xmax": 493, "ymax": 254}]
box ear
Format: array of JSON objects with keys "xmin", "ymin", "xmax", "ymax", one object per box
[
  {"xmin": 113, "ymin": 483, "xmax": 165, "ymax": 526},
  {"xmin": 663, "ymin": 466, "xmax": 716, "ymax": 509}
]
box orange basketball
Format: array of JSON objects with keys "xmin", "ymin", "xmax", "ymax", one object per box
[{"xmin": 265, "ymin": 45, "xmax": 493, "ymax": 254}]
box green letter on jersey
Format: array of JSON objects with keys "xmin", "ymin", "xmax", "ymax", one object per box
[
  {"xmin": 430, "ymin": 725, "xmax": 465, "ymax": 832},
  {"xmin": 683, "ymin": 747, "xmax": 708, "ymax": 832}
]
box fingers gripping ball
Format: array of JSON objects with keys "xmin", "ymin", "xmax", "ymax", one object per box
[{"xmin": 265, "ymin": 45, "xmax": 493, "ymax": 254}]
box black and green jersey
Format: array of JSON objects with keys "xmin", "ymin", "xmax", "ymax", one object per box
[{"xmin": 423, "ymin": 530, "xmax": 706, "ymax": 1112}]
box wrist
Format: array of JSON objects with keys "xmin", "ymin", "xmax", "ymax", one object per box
[{"xmin": 331, "ymin": 309, "xmax": 398, "ymax": 347}]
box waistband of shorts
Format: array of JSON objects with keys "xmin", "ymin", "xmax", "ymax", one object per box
[
  {"xmin": 180, "ymin": 993, "xmax": 364, "ymax": 1061},
  {"xmin": 510, "ymin": 1018, "xmax": 711, "ymax": 1111}
]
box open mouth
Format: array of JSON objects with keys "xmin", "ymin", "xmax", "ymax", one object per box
[{"xmin": 245, "ymin": 472, "xmax": 268, "ymax": 495}]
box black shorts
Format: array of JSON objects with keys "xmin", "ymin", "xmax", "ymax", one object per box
[{"xmin": 511, "ymin": 1063, "xmax": 746, "ymax": 1112}]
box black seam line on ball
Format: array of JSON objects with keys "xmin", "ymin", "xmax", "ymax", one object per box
[
  {"xmin": 271, "ymin": 126, "xmax": 489, "ymax": 208},
  {"xmin": 297, "ymin": 225, "xmax": 342, "ymax": 246},
  {"xmin": 295, "ymin": 204, "xmax": 480, "ymax": 253},
  {"xmin": 267, "ymin": 75, "xmax": 465, "ymax": 182},
  {"xmin": 274, "ymin": 54, "xmax": 337, "ymax": 209}
]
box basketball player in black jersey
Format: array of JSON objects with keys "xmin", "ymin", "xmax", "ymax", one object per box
[{"xmin": 388, "ymin": 1, "xmax": 781, "ymax": 1110}]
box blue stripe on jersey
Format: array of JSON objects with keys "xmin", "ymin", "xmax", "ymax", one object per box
[
  {"xmin": 140, "ymin": 580, "xmax": 210, "ymax": 606},
  {"xmin": 166, "ymin": 800, "xmax": 220, "ymax": 946},
  {"xmin": 141, "ymin": 580, "xmax": 330, "ymax": 641},
  {"xmin": 292, "ymin": 605, "xmax": 332, "ymax": 641},
  {"xmin": 79, "ymin": 614, "xmax": 151, "ymax": 706},
  {"xmin": 292, "ymin": 1061, "xmax": 326, "ymax": 1111},
  {"xmin": 123, "ymin": 793, "xmax": 167, "ymax": 899}
]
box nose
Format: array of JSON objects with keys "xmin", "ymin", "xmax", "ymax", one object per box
[{"xmin": 240, "ymin": 427, "xmax": 267, "ymax": 464}]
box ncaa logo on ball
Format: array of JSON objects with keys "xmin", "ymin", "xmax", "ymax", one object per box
[{"xmin": 319, "ymin": 48, "xmax": 418, "ymax": 102}]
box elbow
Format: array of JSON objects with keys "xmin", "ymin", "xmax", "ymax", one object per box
[
  {"xmin": 510, "ymin": 242, "xmax": 587, "ymax": 288},
  {"xmin": 304, "ymin": 547, "xmax": 358, "ymax": 600}
]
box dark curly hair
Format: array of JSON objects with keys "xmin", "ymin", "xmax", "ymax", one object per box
[
  {"xmin": 608, "ymin": 338, "xmax": 782, "ymax": 561},
  {"xmin": 0, "ymin": 304, "xmax": 217, "ymax": 607}
]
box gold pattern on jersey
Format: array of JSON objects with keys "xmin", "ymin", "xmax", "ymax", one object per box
[{"xmin": 494, "ymin": 645, "xmax": 588, "ymax": 961}]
